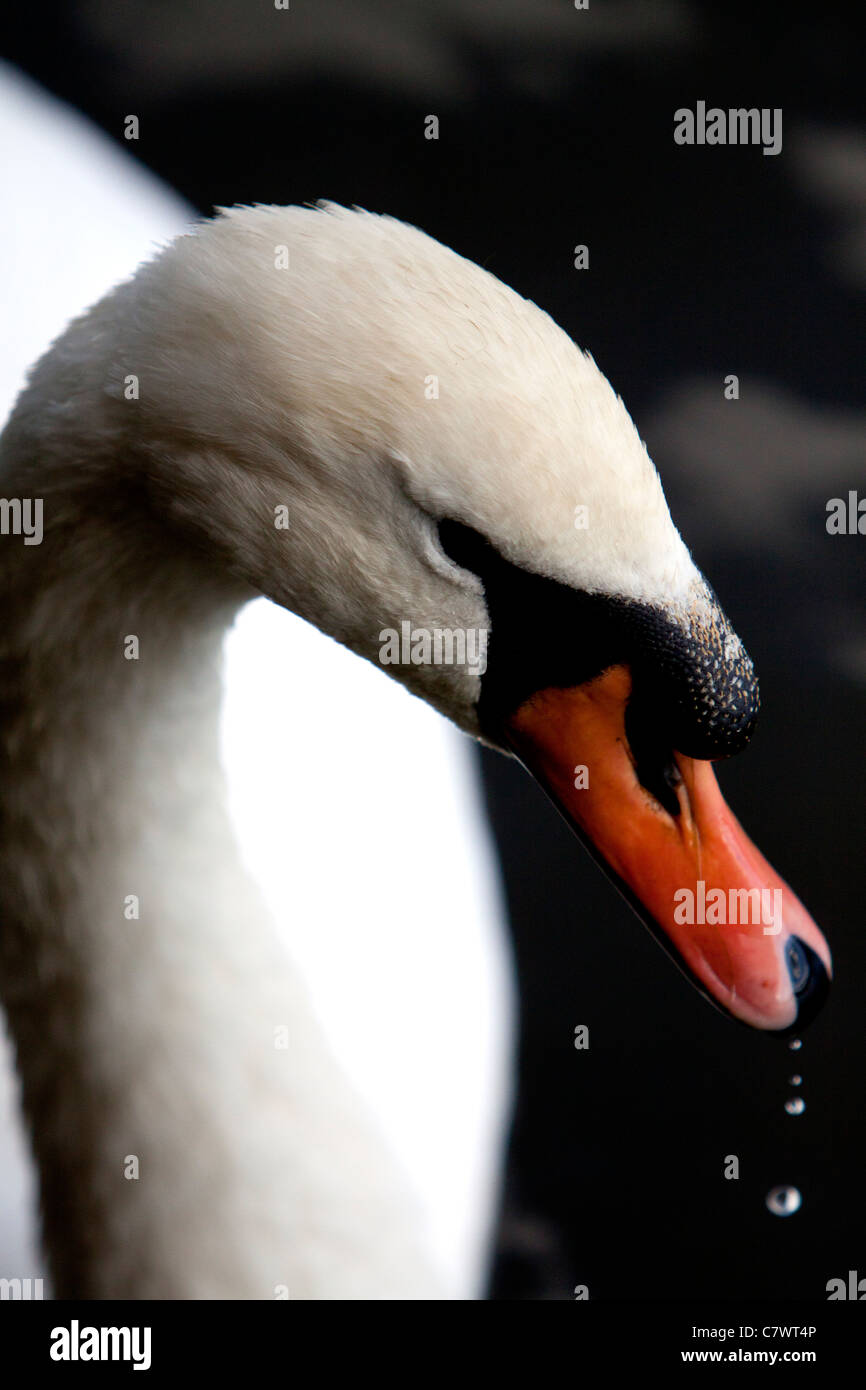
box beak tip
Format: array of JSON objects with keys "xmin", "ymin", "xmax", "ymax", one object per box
[{"xmin": 778, "ymin": 935, "xmax": 831, "ymax": 1034}]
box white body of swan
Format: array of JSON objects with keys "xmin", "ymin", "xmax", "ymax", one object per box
[{"xmin": 0, "ymin": 195, "xmax": 831, "ymax": 1299}]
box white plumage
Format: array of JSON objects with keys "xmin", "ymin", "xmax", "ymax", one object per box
[{"xmin": 0, "ymin": 189, "xmax": 706, "ymax": 1298}]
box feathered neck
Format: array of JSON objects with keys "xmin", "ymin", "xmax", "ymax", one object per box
[{"xmin": 0, "ymin": 473, "xmax": 443, "ymax": 1297}]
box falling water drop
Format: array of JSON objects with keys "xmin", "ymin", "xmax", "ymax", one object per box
[
  {"xmin": 789, "ymin": 1074, "xmax": 802, "ymax": 1086},
  {"xmin": 784, "ymin": 1097, "xmax": 806, "ymax": 1116},
  {"xmin": 766, "ymin": 1186, "xmax": 802, "ymax": 1217},
  {"xmin": 788, "ymin": 1038, "xmax": 802, "ymax": 1051}
]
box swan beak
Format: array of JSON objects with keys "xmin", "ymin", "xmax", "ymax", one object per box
[{"xmin": 503, "ymin": 664, "xmax": 832, "ymax": 1032}]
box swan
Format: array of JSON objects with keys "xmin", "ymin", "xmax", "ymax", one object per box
[{"xmin": 0, "ymin": 201, "xmax": 832, "ymax": 1299}]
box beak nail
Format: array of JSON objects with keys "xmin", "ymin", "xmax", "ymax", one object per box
[{"xmin": 785, "ymin": 936, "xmax": 830, "ymax": 1029}]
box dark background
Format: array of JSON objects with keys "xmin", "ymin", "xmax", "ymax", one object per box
[{"xmin": 3, "ymin": 0, "xmax": 863, "ymax": 1300}]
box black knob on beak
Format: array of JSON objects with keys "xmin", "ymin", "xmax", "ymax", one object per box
[{"xmin": 784, "ymin": 936, "xmax": 830, "ymax": 1031}]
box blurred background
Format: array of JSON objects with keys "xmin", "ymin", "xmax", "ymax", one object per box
[{"xmin": 0, "ymin": 0, "xmax": 863, "ymax": 1299}]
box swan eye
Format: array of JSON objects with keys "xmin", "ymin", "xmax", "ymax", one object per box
[
  {"xmin": 416, "ymin": 515, "xmax": 485, "ymax": 591},
  {"xmin": 436, "ymin": 518, "xmax": 493, "ymax": 579}
]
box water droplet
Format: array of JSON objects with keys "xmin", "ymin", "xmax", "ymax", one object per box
[
  {"xmin": 766, "ymin": 1185, "xmax": 802, "ymax": 1217},
  {"xmin": 788, "ymin": 1038, "xmax": 802, "ymax": 1051},
  {"xmin": 789, "ymin": 1074, "xmax": 802, "ymax": 1086},
  {"xmin": 784, "ymin": 1097, "xmax": 806, "ymax": 1116}
]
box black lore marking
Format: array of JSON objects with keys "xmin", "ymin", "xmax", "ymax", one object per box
[{"xmin": 437, "ymin": 518, "xmax": 760, "ymax": 758}]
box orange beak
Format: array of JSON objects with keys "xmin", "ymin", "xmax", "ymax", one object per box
[{"xmin": 504, "ymin": 665, "xmax": 832, "ymax": 1031}]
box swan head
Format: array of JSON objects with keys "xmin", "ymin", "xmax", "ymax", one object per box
[{"xmin": 53, "ymin": 201, "xmax": 830, "ymax": 1032}]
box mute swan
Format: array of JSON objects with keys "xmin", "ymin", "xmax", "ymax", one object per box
[{"xmin": 0, "ymin": 202, "xmax": 831, "ymax": 1299}]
